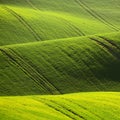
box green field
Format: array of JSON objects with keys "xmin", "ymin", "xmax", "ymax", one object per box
[
  {"xmin": 1, "ymin": 92, "xmax": 120, "ymax": 120},
  {"xmin": 0, "ymin": 0, "xmax": 120, "ymax": 120}
]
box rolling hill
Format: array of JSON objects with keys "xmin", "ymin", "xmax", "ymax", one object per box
[
  {"xmin": 0, "ymin": 0, "xmax": 120, "ymax": 46},
  {"xmin": 0, "ymin": 32, "xmax": 120, "ymax": 96},
  {"xmin": 0, "ymin": 0, "xmax": 120, "ymax": 120}
]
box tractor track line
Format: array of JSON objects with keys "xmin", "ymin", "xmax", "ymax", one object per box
[
  {"xmin": 63, "ymin": 19, "xmax": 85, "ymax": 36},
  {"xmin": 66, "ymin": 21, "xmax": 85, "ymax": 36},
  {"xmin": 0, "ymin": 48, "xmax": 60, "ymax": 94},
  {"xmin": 90, "ymin": 37, "xmax": 120, "ymax": 60},
  {"xmin": 74, "ymin": 44, "xmax": 106, "ymax": 90},
  {"xmin": 52, "ymin": 15, "xmax": 85, "ymax": 36},
  {"xmin": 48, "ymin": 99, "xmax": 86, "ymax": 120},
  {"xmin": 80, "ymin": 56, "xmax": 105, "ymax": 90},
  {"xmin": 26, "ymin": 0, "xmax": 38, "ymax": 10},
  {"xmin": 24, "ymin": 1, "xmax": 85, "ymax": 37},
  {"xmin": 9, "ymin": 48, "xmax": 60, "ymax": 94},
  {"xmin": 57, "ymin": 47, "xmax": 89, "ymax": 87},
  {"xmin": 40, "ymin": 98, "xmax": 86, "ymax": 120},
  {"xmin": 63, "ymin": 98, "xmax": 103, "ymax": 120},
  {"xmin": 3, "ymin": 6, "xmax": 41, "ymax": 41},
  {"xmin": 75, "ymin": 0, "xmax": 119, "ymax": 31},
  {"xmin": 76, "ymin": 0, "xmax": 119, "ymax": 31},
  {"xmin": 35, "ymin": 98, "xmax": 74, "ymax": 120},
  {"xmin": 26, "ymin": 52, "xmax": 63, "ymax": 94},
  {"xmin": 59, "ymin": 47, "xmax": 101, "ymax": 91},
  {"xmin": 0, "ymin": 48, "xmax": 46, "ymax": 92},
  {"xmin": 75, "ymin": 42, "xmax": 109, "ymax": 90},
  {"xmin": 8, "ymin": 48, "xmax": 50, "ymax": 93},
  {"xmin": 99, "ymin": 36, "xmax": 120, "ymax": 51},
  {"xmin": 24, "ymin": 58, "xmax": 61, "ymax": 94}
]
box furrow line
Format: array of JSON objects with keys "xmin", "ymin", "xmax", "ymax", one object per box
[
  {"xmin": 63, "ymin": 98, "xmax": 103, "ymax": 120},
  {"xmin": 99, "ymin": 36, "xmax": 120, "ymax": 50},
  {"xmin": 75, "ymin": 0, "xmax": 119, "ymax": 31},
  {"xmin": 37, "ymin": 99, "xmax": 74, "ymax": 120},
  {"xmin": 59, "ymin": 47, "xmax": 101, "ymax": 91},
  {"xmin": 40, "ymin": 98, "xmax": 85, "ymax": 120},
  {"xmin": 79, "ymin": 0, "xmax": 119, "ymax": 31},
  {"xmin": 8, "ymin": 48, "xmax": 49, "ymax": 92},
  {"xmin": 57, "ymin": 16, "xmax": 85, "ymax": 36},
  {"xmin": 23, "ymin": 58, "xmax": 61, "ymax": 94},
  {"xmin": 90, "ymin": 37, "xmax": 120, "ymax": 60},
  {"xmin": 9, "ymin": 48, "xmax": 60, "ymax": 94},
  {"xmin": 26, "ymin": 52, "xmax": 63, "ymax": 94},
  {"xmin": 66, "ymin": 21, "xmax": 85, "ymax": 36},
  {"xmin": 3, "ymin": 6, "xmax": 41, "ymax": 41},
  {"xmin": 49, "ymin": 100, "xmax": 86, "ymax": 120},
  {"xmin": 0, "ymin": 48, "xmax": 47, "ymax": 92},
  {"xmin": 25, "ymin": 0, "xmax": 85, "ymax": 36},
  {"xmin": 81, "ymin": 58, "xmax": 105, "ymax": 90},
  {"xmin": 80, "ymin": 0, "xmax": 120, "ymax": 31},
  {"xmin": 26, "ymin": 0, "xmax": 38, "ymax": 10}
]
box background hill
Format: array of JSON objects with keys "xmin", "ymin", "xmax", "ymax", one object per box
[{"xmin": 0, "ymin": 0, "xmax": 120, "ymax": 45}]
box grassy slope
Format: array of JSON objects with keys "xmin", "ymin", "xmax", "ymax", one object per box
[
  {"xmin": 0, "ymin": 0, "xmax": 120, "ymax": 119},
  {"xmin": 0, "ymin": 32, "xmax": 120, "ymax": 95},
  {"xmin": 0, "ymin": 92, "xmax": 120, "ymax": 120},
  {"xmin": 0, "ymin": 0, "xmax": 120, "ymax": 45}
]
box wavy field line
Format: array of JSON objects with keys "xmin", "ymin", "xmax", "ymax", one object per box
[
  {"xmin": 22, "ymin": 57, "xmax": 61, "ymax": 94},
  {"xmin": 99, "ymin": 36, "xmax": 120, "ymax": 51},
  {"xmin": 77, "ymin": 45, "xmax": 109, "ymax": 89},
  {"xmin": 40, "ymin": 98, "xmax": 85, "ymax": 120},
  {"xmin": 0, "ymin": 48, "xmax": 60, "ymax": 94},
  {"xmin": 74, "ymin": 43, "xmax": 107, "ymax": 90},
  {"xmin": 37, "ymin": 99, "xmax": 74, "ymax": 120},
  {"xmin": 26, "ymin": 0, "xmax": 38, "ymax": 10},
  {"xmin": 49, "ymin": 99, "xmax": 86, "ymax": 120},
  {"xmin": 1, "ymin": 92, "xmax": 120, "ymax": 120},
  {"xmin": 28, "ymin": 51, "xmax": 65, "ymax": 94},
  {"xmin": 8, "ymin": 49, "xmax": 49, "ymax": 93},
  {"xmin": 24, "ymin": 0, "xmax": 85, "ymax": 37},
  {"xmin": 80, "ymin": 56, "xmax": 106, "ymax": 90},
  {"xmin": 59, "ymin": 48, "xmax": 90, "ymax": 88},
  {"xmin": 2, "ymin": 6, "xmax": 41, "ymax": 41},
  {"xmin": 59, "ymin": 47, "xmax": 102, "ymax": 91},
  {"xmin": 89, "ymin": 37, "xmax": 120, "ymax": 60},
  {"xmin": 9, "ymin": 49, "xmax": 61, "ymax": 94},
  {"xmin": 0, "ymin": 48, "xmax": 46, "ymax": 92},
  {"xmin": 75, "ymin": 0, "xmax": 119, "ymax": 31},
  {"xmin": 61, "ymin": 18, "xmax": 85, "ymax": 36},
  {"xmin": 64, "ymin": 19, "xmax": 85, "ymax": 36},
  {"xmin": 63, "ymin": 98, "xmax": 103, "ymax": 120},
  {"xmin": 46, "ymin": 11, "xmax": 85, "ymax": 36}
]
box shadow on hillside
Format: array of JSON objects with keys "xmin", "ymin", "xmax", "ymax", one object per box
[
  {"xmin": 1, "ymin": 58, "xmax": 120, "ymax": 96},
  {"xmin": 107, "ymin": 61, "xmax": 120, "ymax": 81}
]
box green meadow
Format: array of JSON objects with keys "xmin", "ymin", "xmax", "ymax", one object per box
[
  {"xmin": 1, "ymin": 92, "xmax": 120, "ymax": 120},
  {"xmin": 0, "ymin": 0, "xmax": 120, "ymax": 119}
]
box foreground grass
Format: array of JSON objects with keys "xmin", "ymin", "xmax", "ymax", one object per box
[{"xmin": 0, "ymin": 92, "xmax": 120, "ymax": 120}]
